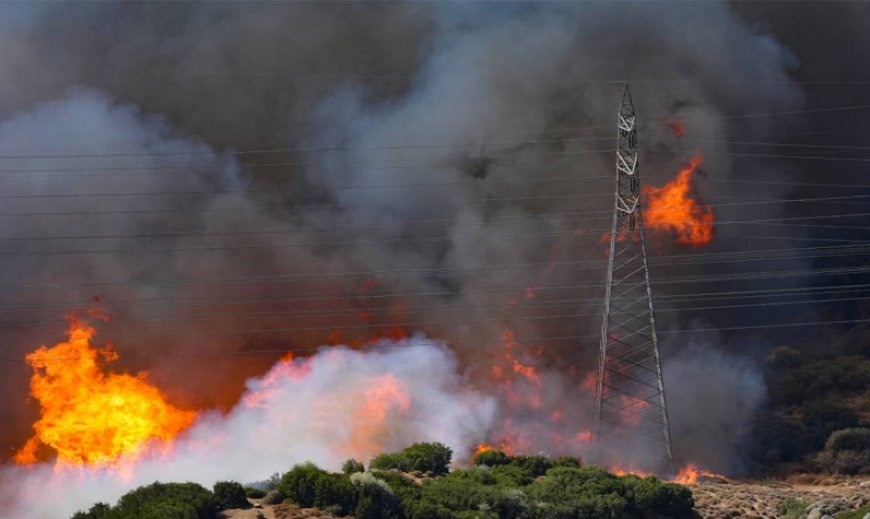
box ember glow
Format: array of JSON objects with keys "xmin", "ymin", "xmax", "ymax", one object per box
[
  {"xmin": 643, "ymin": 153, "xmax": 714, "ymax": 246},
  {"xmin": 14, "ymin": 316, "xmax": 196, "ymax": 466},
  {"xmin": 668, "ymin": 117, "xmax": 686, "ymax": 138}
]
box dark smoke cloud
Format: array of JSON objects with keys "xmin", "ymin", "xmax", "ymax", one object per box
[{"xmin": 0, "ymin": 0, "xmax": 849, "ymax": 477}]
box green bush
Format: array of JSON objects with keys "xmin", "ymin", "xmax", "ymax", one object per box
[
  {"xmin": 342, "ymin": 459, "xmax": 365, "ymax": 475},
  {"xmin": 114, "ymin": 482, "xmax": 217, "ymax": 519},
  {"xmin": 370, "ymin": 443, "xmax": 452, "ymax": 475},
  {"xmin": 370, "ymin": 452, "xmax": 412, "ymax": 472},
  {"xmin": 244, "ymin": 487, "xmax": 266, "ymax": 499},
  {"xmin": 403, "ymin": 442, "xmax": 453, "ymax": 475},
  {"xmin": 313, "ymin": 473, "xmax": 358, "ymax": 515},
  {"xmin": 351, "ymin": 472, "xmax": 400, "ymax": 519},
  {"xmin": 71, "ymin": 503, "xmax": 111, "ymax": 519},
  {"xmin": 840, "ymin": 506, "xmax": 870, "ymax": 519},
  {"xmin": 279, "ymin": 463, "xmax": 328, "ymax": 507},
  {"xmin": 139, "ymin": 502, "xmax": 198, "ymax": 519},
  {"xmin": 779, "ymin": 497, "xmax": 808, "ymax": 519},
  {"xmin": 509, "ymin": 455, "xmax": 553, "ymax": 478},
  {"xmin": 72, "ymin": 482, "xmax": 218, "ymax": 519},
  {"xmin": 551, "ymin": 456, "xmax": 582, "ymax": 468},
  {"xmin": 70, "ymin": 452, "xmax": 697, "ymax": 519},
  {"xmin": 473, "ymin": 449, "xmax": 510, "ymax": 467},
  {"xmin": 825, "ymin": 427, "xmax": 870, "ymax": 452},
  {"xmin": 213, "ymin": 481, "xmax": 249, "ymax": 510}
]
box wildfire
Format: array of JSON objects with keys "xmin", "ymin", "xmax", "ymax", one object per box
[
  {"xmin": 672, "ymin": 464, "xmax": 729, "ymax": 484},
  {"xmin": 471, "ymin": 441, "xmax": 515, "ymax": 459},
  {"xmin": 610, "ymin": 464, "xmax": 653, "ymax": 478},
  {"xmin": 14, "ymin": 316, "xmax": 196, "ymax": 466},
  {"xmin": 642, "ymin": 153, "xmax": 714, "ymax": 247},
  {"xmin": 344, "ymin": 374, "xmax": 412, "ymax": 457}
]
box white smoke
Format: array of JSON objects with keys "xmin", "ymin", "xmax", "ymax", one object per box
[{"xmin": 0, "ymin": 336, "xmax": 496, "ymax": 519}]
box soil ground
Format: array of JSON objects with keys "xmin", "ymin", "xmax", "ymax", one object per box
[{"xmin": 692, "ymin": 476, "xmax": 870, "ymax": 519}]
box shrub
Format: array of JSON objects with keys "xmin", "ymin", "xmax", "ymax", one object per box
[
  {"xmin": 766, "ymin": 346, "xmax": 804, "ymax": 369},
  {"xmin": 244, "ymin": 487, "xmax": 266, "ymax": 499},
  {"xmin": 816, "ymin": 448, "xmax": 870, "ymax": 475},
  {"xmin": 403, "ymin": 442, "xmax": 453, "ymax": 475},
  {"xmin": 71, "ymin": 503, "xmax": 111, "ymax": 519},
  {"xmin": 342, "ymin": 459, "xmax": 365, "ymax": 475},
  {"xmin": 279, "ymin": 463, "xmax": 328, "ymax": 507},
  {"xmin": 840, "ymin": 506, "xmax": 870, "ymax": 519},
  {"xmin": 351, "ymin": 472, "xmax": 400, "ymax": 519},
  {"xmin": 313, "ymin": 473, "xmax": 358, "ymax": 515},
  {"xmin": 113, "ymin": 482, "xmax": 217, "ymax": 519},
  {"xmin": 261, "ymin": 489, "xmax": 285, "ymax": 505},
  {"xmin": 140, "ymin": 502, "xmax": 199, "ymax": 519},
  {"xmin": 770, "ymin": 357, "xmax": 870, "ymax": 405},
  {"xmin": 509, "ymin": 455, "xmax": 553, "ymax": 478},
  {"xmin": 213, "ymin": 481, "xmax": 249, "ymax": 510},
  {"xmin": 779, "ymin": 497, "xmax": 808, "ymax": 519},
  {"xmin": 370, "ymin": 443, "xmax": 453, "ymax": 475},
  {"xmin": 370, "ymin": 452, "xmax": 412, "ymax": 472},
  {"xmin": 551, "ymin": 456, "xmax": 581, "ymax": 468},
  {"xmin": 473, "ymin": 450, "xmax": 510, "ymax": 467},
  {"xmin": 802, "ymin": 401, "xmax": 860, "ymax": 448},
  {"xmin": 625, "ymin": 477, "xmax": 696, "ymax": 518},
  {"xmin": 825, "ymin": 427, "xmax": 870, "ymax": 452}
]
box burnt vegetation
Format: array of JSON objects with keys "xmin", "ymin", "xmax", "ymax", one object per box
[{"xmin": 70, "ymin": 443, "xmax": 697, "ymax": 519}]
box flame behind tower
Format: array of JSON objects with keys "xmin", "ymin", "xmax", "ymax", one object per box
[{"xmin": 642, "ymin": 153, "xmax": 714, "ymax": 246}]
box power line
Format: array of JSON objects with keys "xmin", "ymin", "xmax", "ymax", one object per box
[
  {"xmin": 2, "ymin": 240, "xmax": 869, "ymax": 292},
  {"xmin": 0, "ymin": 101, "xmax": 865, "ymax": 166},
  {"xmin": 5, "ymin": 208, "xmax": 870, "ymax": 243},
  {"xmin": 3, "ymin": 259, "xmax": 870, "ymax": 313},
  {"xmin": 5, "ymin": 315, "xmax": 870, "ymax": 366}
]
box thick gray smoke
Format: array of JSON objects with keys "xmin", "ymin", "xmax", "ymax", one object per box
[
  {"xmin": 0, "ymin": 0, "xmax": 822, "ymax": 499},
  {"xmin": 0, "ymin": 336, "xmax": 496, "ymax": 519}
]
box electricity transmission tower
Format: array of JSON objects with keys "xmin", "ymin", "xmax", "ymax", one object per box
[{"xmin": 594, "ymin": 84, "xmax": 674, "ymax": 468}]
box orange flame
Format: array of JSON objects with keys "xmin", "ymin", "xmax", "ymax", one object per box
[
  {"xmin": 471, "ymin": 443, "xmax": 495, "ymax": 458},
  {"xmin": 643, "ymin": 153, "xmax": 713, "ymax": 246},
  {"xmin": 672, "ymin": 464, "xmax": 728, "ymax": 484},
  {"xmin": 471, "ymin": 441, "xmax": 515, "ymax": 459},
  {"xmin": 14, "ymin": 316, "xmax": 196, "ymax": 466},
  {"xmin": 610, "ymin": 464, "xmax": 653, "ymax": 478}
]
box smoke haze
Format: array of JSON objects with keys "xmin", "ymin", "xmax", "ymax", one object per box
[{"xmin": 1, "ymin": 1, "xmax": 861, "ymax": 514}]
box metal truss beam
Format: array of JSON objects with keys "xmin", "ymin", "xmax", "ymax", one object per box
[{"xmin": 594, "ymin": 84, "xmax": 674, "ymax": 469}]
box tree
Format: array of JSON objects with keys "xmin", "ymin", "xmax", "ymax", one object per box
[
  {"xmin": 342, "ymin": 459, "xmax": 365, "ymax": 475},
  {"xmin": 473, "ymin": 450, "xmax": 510, "ymax": 467},
  {"xmin": 213, "ymin": 481, "xmax": 249, "ymax": 510},
  {"xmin": 403, "ymin": 442, "xmax": 453, "ymax": 475},
  {"xmin": 279, "ymin": 463, "xmax": 329, "ymax": 507}
]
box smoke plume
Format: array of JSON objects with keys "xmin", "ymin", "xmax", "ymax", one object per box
[{"xmin": 0, "ymin": 0, "xmax": 846, "ymax": 511}]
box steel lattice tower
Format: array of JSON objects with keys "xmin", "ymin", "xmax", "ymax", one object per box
[{"xmin": 594, "ymin": 84, "xmax": 673, "ymax": 467}]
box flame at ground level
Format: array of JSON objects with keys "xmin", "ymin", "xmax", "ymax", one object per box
[
  {"xmin": 14, "ymin": 316, "xmax": 196, "ymax": 466},
  {"xmin": 643, "ymin": 153, "xmax": 713, "ymax": 247},
  {"xmin": 673, "ymin": 463, "xmax": 729, "ymax": 484}
]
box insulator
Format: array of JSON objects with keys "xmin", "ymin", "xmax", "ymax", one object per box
[
  {"xmin": 629, "ymin": 213, "xmax": 636, "ymax": 230},
  {"xmin": 630, "ymin": 177, "xmax": 639, "ymax": 194}
]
